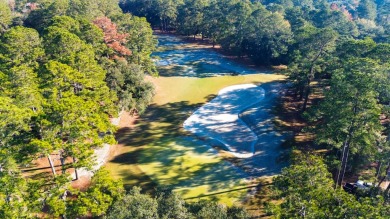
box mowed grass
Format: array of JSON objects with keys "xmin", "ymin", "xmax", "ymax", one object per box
[
  {"xmin": 150, "ymin": 74, "xmax": 284, "ymax": 104},
  {"xmin": 106, "ymin": 73, "xmax": 285, "ymax": 205}
]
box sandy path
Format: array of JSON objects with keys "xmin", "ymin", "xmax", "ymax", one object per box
[
  {"xmin": 183, "ymin": 84, "xmax": 265, "ymax": 158},
  {"xmin": 72, "ymin": 111, "xmax": 138, "ymax": 187}
]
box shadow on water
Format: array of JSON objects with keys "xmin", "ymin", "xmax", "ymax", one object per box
[{"xmin": 153, "ymin": 34, "xmax": 270, "ymax": 77}]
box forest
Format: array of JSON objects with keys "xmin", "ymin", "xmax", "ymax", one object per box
[{"xmin": 0, "ymin": 0, "xmax": 389, "ymax": 218}]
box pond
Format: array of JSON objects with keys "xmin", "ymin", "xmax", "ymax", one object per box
[{"xmin": 153, "ymin": 35, "xmax": 259, "ymax": 77}]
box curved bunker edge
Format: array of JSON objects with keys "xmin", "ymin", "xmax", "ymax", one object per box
[{"xmin": 183, "ymin": 84, "xmax": 266, "ymax": 158}]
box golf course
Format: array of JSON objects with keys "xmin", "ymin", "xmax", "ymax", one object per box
[{"xmin": 106, "ymin": 34, "xmax": 290, "ymax": 205}]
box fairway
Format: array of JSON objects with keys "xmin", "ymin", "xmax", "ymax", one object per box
[
  {"xmin": 106, "ymin": 35, "xmax": 286, "ymax": 205},
  {"xmin": 106, "ymin": 73, "xmax": 285, "ymax": 204}
]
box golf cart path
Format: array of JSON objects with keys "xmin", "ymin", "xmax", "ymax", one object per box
[{"xmin": 183, "ymin": 84, "xmax": 265, "ymax": 158}]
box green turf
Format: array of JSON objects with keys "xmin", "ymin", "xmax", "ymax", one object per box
[{"xmin": 106, "ymin": 74, "xmax": 285, "ymax": 205}]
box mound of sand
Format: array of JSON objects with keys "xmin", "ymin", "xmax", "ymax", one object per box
[{"xmin": 183, "ymin": 84, "xmax": 265, "ymax": 158}]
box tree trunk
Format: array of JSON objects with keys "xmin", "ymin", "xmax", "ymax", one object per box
[
  {"xmin": 73, "ymin": 157, "xmax": 78, "ymax": 180},
  {"xmin": 336, "ymin": 123, "xmax": 355, "ymax": 188},
  {"xmin": 336, "ymin": 107, "xmax": 356, "ymax": 188},
  {"xmin": 301, "ymin": 43, "xmax": 327, "ymax": 111},
  {"xmin": 377, "ymin": 163, "xmax": 390, "ymax": 188},
  {"xmin": 377, "ymin": 162, "xmax": 382, "ymax": 177},
  {"xmin": 59, "ymin": 150, "xmax": 66, "ymax": 174},
  {"xmin": 47, "ymin": 154, "xmax": 56, "ymax": 176},
  {"xmin": 336, "ymin": 140, "xmax": 350, "ymax": 187},
  {"xmin": 385, "ymin": 183, "xmax": 390, "ymax": 201},
  {"xmin": 298, "ymin": 86, "xmax": 304, "ymax": 101},
  {"xmin": 302, "ymin": 66, "xmax": 314, "ymax": 112},
  {"xmin": 60, "ymin": 157, "xmax": 65, "ymax": 174},
  {"xmin": 302, "ymin": 81, "xmax": 310, "ymax": 111}
]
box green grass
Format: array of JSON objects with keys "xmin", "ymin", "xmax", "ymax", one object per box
[
  {"xmin": 150, "ymin": 74, "xmax": 285, "ymax": 104},
  {"xmin": 106, "ymin": 73, "xmax": 285, "ymax": 205}
]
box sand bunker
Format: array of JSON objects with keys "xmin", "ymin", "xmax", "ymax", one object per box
[{"xmin": 183, "ymin": 84, "xmax": 265, "ymax": 158}]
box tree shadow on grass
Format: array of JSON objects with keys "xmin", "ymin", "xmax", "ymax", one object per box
[
  {"xmin": 239, "ymin": 82, "xmax": 292, "ymax": 176},
  {"xmin": 110, "ymin": 100, "xmax": 249, "ymax": 198},
  {"xmin": 110, "ymin": 82, "xmax": 290, "ymax": 199},
  {"xmin": 110, "ymin": 101, "xmax": 202, "ymax": 192}
]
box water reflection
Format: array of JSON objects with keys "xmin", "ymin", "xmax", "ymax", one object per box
[{"xmin": 152, "ymin": 35, "xmax": 258, "ymax": 77}]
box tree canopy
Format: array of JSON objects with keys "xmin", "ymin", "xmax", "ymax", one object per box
[
  {"xmin": 0, "ymin": 0, "xmax": 156, "ymax": 217},
  {"xmin": 1, "ymin": 0, "xmax": 389, "ymax": 217},
  {"xmin": 269, "ymin": 153, "xmax": 390, "ymax": 218}
]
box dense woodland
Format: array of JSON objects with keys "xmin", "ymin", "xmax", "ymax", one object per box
[
  {"xmin": 0, "ymin": 0, "xmax": 389, "ymax": 218},
  {"xmin": 121, "ymin": 0, "xmax": 389, "ymax": 63}
]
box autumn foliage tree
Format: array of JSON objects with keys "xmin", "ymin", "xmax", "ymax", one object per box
[{"xmin": 93, "ymin": 17, "xmax": 131, "ymax": 58}]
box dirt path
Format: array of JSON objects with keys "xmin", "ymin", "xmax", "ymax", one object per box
[{"xmin": 72, "ymin": 112, "xmax": 145, "ymax": 190}]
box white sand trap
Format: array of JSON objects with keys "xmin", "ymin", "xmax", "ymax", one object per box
[{"xmin": 183, "ymin": 84, "xmax": 265, "ymax": 158}]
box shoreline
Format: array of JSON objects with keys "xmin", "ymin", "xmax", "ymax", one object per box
[{"xmin": 153, "ymin": 30, "xmax": 284, "ymax": 74}]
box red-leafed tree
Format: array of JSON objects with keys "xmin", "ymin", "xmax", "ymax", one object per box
[
  {"xmin": 341, "ymin": 6, "xmax": 353, "ymax": 21},
  {"xmin": 330, "ymin": 3, "xmax": 339, "ymax": 11},
  {"xmin": 27, "ymin": 2, "xmax": 38, "ymax": 11},
  {"xmin": 330, "ymin": 3, "xmax": 353, "ymax": 21},
  {"xmin": 93, "ymin": 17, "xmax": 131, "ymax": 57}
]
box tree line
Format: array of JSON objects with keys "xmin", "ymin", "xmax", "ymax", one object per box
[
  {"xmin": 36, "ymin": 168, "xmax": 249, "ymax": 218},
  {"xmin": 268, "ymin": 153, "xmax": 390, "ymax": 218},
  {"xmin": 0, "ymin": 0, "xmax": 159, "ymax": 217},
  {"xmin": 1, "ymin": 0, "xmax": 389, "ymax": 218},
  {"xmin": 120, "ymin": 0, "xmax": 389, "ymax": 65},
  {"xmin": 282, "ymin": 29, "xmax": 390, "ymax": 218}
]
